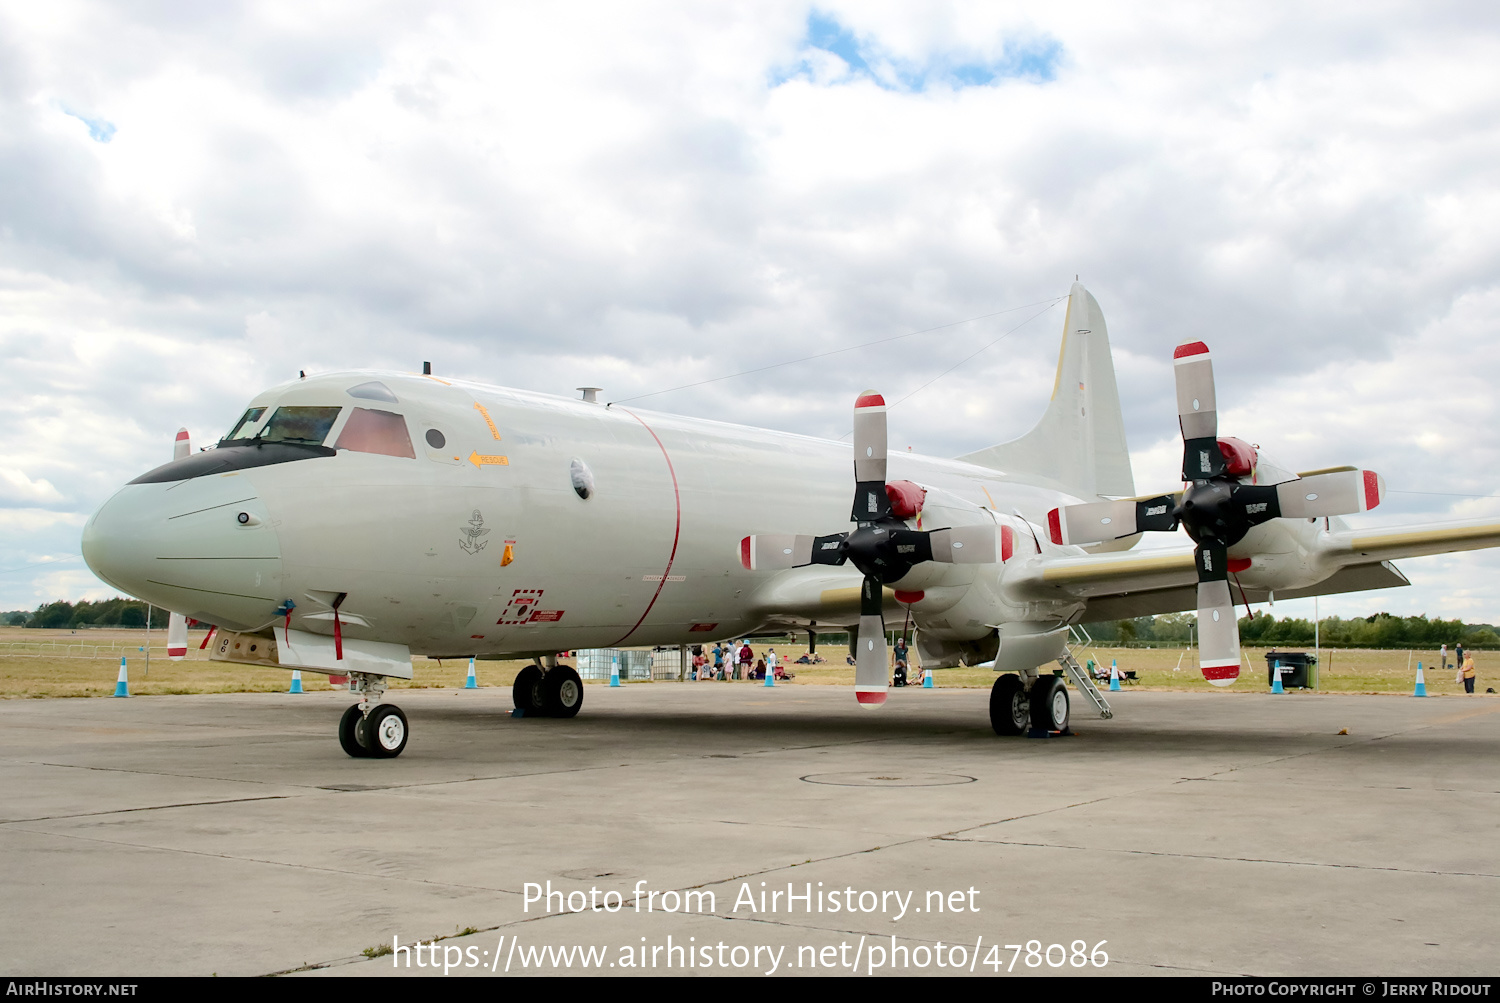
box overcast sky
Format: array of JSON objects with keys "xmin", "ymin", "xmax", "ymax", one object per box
[{"xmin": 4, "ymin": 1, "xmax": 1500, "ymax": 628}]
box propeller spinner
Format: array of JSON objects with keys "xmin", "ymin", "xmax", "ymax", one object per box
[
  {"xmin": 741, "ymin": 392, "xmax": 995, "ymax": 707},
  {"xmin": 1048, "ymin": 341, "xmax": 1384, "ymax": 686}
]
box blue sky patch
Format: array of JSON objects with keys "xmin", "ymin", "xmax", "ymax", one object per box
[
  {"xmin": 64, "ymin": 108, "xmax": 116, "ymax": 143},
  {"xmin": 775, "ymin": 11, "xmax": 1062, "ymax": 92}
]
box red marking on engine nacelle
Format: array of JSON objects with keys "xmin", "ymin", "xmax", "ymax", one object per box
[
  {"xmin": 1216, "ymin": 436, "xmax": 1257, "ymax": 477},
  {"xmin": 885, "ymin": 480, "xmax": 926, "ymax": 519}
]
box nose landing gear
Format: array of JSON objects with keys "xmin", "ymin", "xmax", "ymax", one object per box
[{"xmin": 338, "ymin": 672, "xmax": 408, "ymax": 758}]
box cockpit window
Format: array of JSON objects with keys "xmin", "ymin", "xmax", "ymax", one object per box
[
  {"xmin": 260, "ymin": 406, "xmax": 343, "ymax": 445},
  {"xmin": 347, "ymin": 381, "xmax": 399, "ymax": 404},
  {"xmin": 335, "ymin": 408, "xmax": 416, "ymax": 458},
  {"xmin": 225, "ymin": 407, "xmax": 266, "ymax": 440}
]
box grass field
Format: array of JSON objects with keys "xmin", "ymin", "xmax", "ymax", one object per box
[{"xmin": 3, "ymin": 625, "xmax": 1490, "ymax": 700}]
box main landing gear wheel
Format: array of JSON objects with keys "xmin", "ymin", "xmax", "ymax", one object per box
[
  {"xmin": 1030, "ymin": 675, "xmax": 1070, "ymax": 733},
  {"xmin": 365, "ymin": 704, "xmax": 409, "ymax": 758},
  {"xmin": 989, "ymin": 674, "xmax": 1030, "ymax": 736},
  {"xmin": 339, "ymin": 704, "xmax": 371, "ymax": 758},
  {"xmin": 513, "ymin": 665, "xmax": 543, "ymax": 715},
  {"xmin": 542, "ymin": 666, "xmax": 584, "ymax": 719}
]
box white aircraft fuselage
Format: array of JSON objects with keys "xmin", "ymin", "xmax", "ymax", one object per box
[{"xmin": 82, "ymin": 370, "xmax": 1095, "ymax": 660}]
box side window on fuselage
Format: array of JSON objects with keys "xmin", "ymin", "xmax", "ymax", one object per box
[{"xmin": 335, "ymin": 407, "xmax": 416, "ymax": 458}]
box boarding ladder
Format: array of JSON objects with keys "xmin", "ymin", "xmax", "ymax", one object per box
[{"xmin": 1059, "ymin": 624, "xmax": 1112, "ymax": 719}]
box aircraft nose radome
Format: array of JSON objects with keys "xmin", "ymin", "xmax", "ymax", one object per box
[
  {"xmin": 83, "ymin": 485, "xmax": 166, "ymax": 598},
  {"xmin": 82, "ymin": 478, "xmax": 284, "ymax": 630}
]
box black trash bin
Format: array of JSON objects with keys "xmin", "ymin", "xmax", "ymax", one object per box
[{"xmin": 1265, "ymin": 650, "xmax": 1317, "ymax": 689}]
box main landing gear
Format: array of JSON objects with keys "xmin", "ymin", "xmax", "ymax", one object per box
[
  {"xmin": 512, "ymin": 659, "xmax": 584, "ymax": 718},
  {"xmin": 989, "ymin": 672, "xmax": 1070, "ymax": 736},
  {"xmin": 339, "ymin": 672, "xmax": 409, "ymax": 759}
]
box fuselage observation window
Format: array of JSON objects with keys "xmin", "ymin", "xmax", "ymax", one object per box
[
  {"xmin": 260, "ymin": 406, "xmax": 343, "ymax": 445},
  {"xmin": 335, "ymin": 408, "xmax": 416, "ymax": 458}
]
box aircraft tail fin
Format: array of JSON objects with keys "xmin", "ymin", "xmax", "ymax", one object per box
[{"xmin": 958, "ymin": 282, "xmax": 1135, "ymax": 501}]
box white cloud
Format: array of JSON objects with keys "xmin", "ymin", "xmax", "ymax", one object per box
[{"xmin": 2, "ymin": 2, "xmax": 1500, "ymax": 624}]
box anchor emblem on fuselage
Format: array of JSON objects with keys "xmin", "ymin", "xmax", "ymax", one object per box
[{"xmin": 460, "ymin": 509, "xmax": 491, "ymax": 555}]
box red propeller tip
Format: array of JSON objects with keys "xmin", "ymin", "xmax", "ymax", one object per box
[
  {"xmin": 1047, "ymin": 508, "xmax": 1064, "ymax": 545},
  {"xmin": 1173, "ymin": 341, "xmax": 1211, "ymax": 360},
  {"xmin": 739, "ymin": 536, "xmax": 752, "ymax": 570},
  {"xmin": 855, "ymin": 690, "xmax": 887, "ymax": 706},
  {"xmin": 1363, "ymin": 470, "xmax": 1381, "ymax": 510},
  {"xmin": 854, "ymin": 393, "xmax": 886, "ymax": 409}
]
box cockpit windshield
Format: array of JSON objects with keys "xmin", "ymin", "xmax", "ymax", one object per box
[
  {"xmin": 225, "ymin": 407, "xmax": 266, "ymax": 440},
  {"xmin": 259, "ymin": 406, "xmax": 343, "ymax": 445}
]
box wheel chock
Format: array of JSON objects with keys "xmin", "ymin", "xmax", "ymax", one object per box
[{"xmin": 511, "ymin": 707, "xmax": 526, "ymax": 718}]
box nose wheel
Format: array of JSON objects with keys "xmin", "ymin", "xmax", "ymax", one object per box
[{"xmin": 338, "ymin": 673, "xmax": 408, "ymax": 759}]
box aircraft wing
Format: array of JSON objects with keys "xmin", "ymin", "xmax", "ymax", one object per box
[{"xmin": 1324, "ymin": 520, "xmax": 1500, "ymax": 563}]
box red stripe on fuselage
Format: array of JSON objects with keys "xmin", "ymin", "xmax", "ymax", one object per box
[{"xmin": 609, "ymin": 409, "xmax": 682, "ymax": 647}]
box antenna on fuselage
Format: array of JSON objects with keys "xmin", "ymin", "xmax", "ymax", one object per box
[
  {"xmin": 577, "ymin": 387, "xmax": 602, "ymax": 403},
  {"xmin": 422, "ymin": 361, "xmax": 432, "ymax": 375}
]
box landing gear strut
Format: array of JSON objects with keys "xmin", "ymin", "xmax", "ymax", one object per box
[{"xmin": 338, "ymin": 672, "xmax": 408, "ymax": 758}]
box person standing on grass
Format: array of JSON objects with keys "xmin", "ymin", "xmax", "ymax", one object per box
[{"xmin": 1462, "ymin": 653, "xmax": 1476, "ymax": 695}]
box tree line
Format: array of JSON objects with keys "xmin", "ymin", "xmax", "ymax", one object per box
[
  {"xmin": 1082, "ymin": 612, "xmax": 1500, "ymax": 649},
  {"xmin": 3, "ymin": 599, "xmax": 164, "ymax": 629}
]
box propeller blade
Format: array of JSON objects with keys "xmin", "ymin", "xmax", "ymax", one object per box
[
  {"xmin": 1275, "ymin": 469, "xmax": 1385, "ymax": 518},
  {"xmin": 741, "ymin": 534, "xmax": 847, "ymax": 570},
  {"xmin": 1174, "ymin": 342, "xmax": 1224, "ymax": 481},
  {"xmin": 169, "ymin": 427, "xmax": 190, "ymax": 659},
  {"xmin": 926, "ymin": 525, "xmax": 998, "ymax": 563},
  {"xmin": 1047, "ymin": 495, "xmax": 1178, "ymax": 545},
  {"xmin": 851, "ymin": 391, "xmax": 891, "ymax": 523},
  {"xmin": 1194, "ymin": 544, "xmax": 1240, "ymax": 686},
  {"xmin": 854, "ymin": 575, "xmax": 888, "ymax": 707},
  {"xmin": 167, "ymin": 612, "xmax": 188, "ymax": 660}
]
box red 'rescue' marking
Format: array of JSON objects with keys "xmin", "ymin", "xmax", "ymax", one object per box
[
  {"xmin": 740, "ymin": 536, "xmax": 752, "ymax": 570},
  {"xmin": 1364, "ymin": 470, "xmax": 1381, "ymax": 510},
  {"xmin": 1173, "ymin": 341, "xmax": 1210, "ymax": 359},
  {"xmin": 1227, "ymin": 557, "xmax": 1252, "ymax": 573},
  {"xmin": 894, "ymin": 590, "xmax": 924, "ymax": 604},
  {"xmin": 855, "ymin": 691, "xmax": 887, "ymax": 705},
  {"xmin": 690, "ymin": 622, "xmax": 718, "ymax": 632},
  {"xmin": 608, "ymin": 408, "xmax": 682, "ymax": 647},
  {"xmin": 854, "ymin": 393, "xmax": 886, "ymax": 409},
  {"xmin": 1047, "ymin": 508, "xmax": 1064, "ymax": 545}
]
